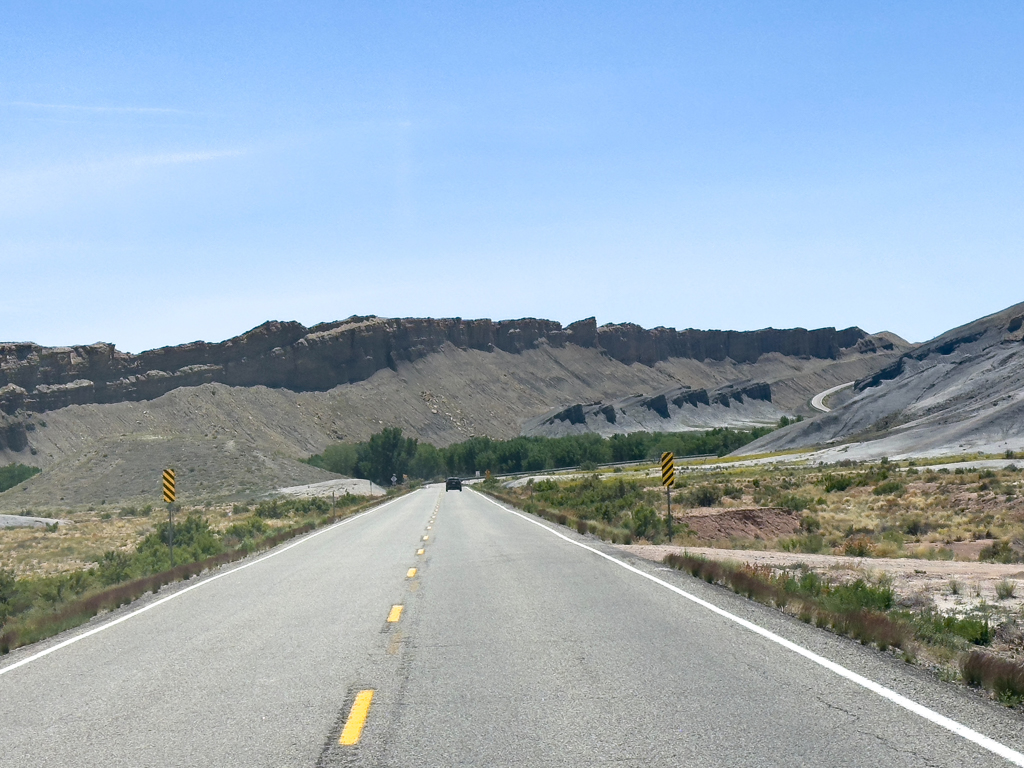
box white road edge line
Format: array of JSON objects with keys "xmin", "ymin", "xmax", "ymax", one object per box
[
  {"xmin": 0, "ymin": 490, "xmax": 419, "ymax": 678},
  {"xmin": 473, "ymin": 490, "xmax": 1024, "ymax": 767}
]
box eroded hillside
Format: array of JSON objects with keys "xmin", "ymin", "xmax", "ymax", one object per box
[
  {"xmin": 0, "ymin": 317, "xmax": 910, "ymax": 508},
  {"xmin": 739, "ymin": 301, "xmax": 1024, "ymax": 459}
]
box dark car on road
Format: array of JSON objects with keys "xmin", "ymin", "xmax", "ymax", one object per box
[{"xmin": 445, "ymin": 477, "xmax": 462, "ymax": 491}]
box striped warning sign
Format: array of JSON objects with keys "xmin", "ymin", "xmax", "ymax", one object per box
[
  {"xmin": 660, "ymin": 452, "xmax": 675, "ymax": 487},
  {"xmin": 162, "ymin": 469, "xmax": 176, "ymax": 503}
]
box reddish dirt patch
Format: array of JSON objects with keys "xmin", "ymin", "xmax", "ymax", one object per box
[{"xmin": 680, "ymin": 507, "xmax": 801, "ymax": 540}]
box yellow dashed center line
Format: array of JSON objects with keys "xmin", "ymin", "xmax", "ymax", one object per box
[
  {"xmin": 406, "ymin": 568, "xmax": 417, "ymax": 578},
  {"xmin": 416, "ymin": 548, "xmax": 424, "ymax": 555},
  {"xmin": 422, "ymin": 535, "xmax": 429, "ymax": 541},
  {"xmin": 339, "ymin": 689, "xmax": 375, "ymax": 745},
  {"xmin": 387, "ymin": 604, "xmax": 404, "ymax": 623}
]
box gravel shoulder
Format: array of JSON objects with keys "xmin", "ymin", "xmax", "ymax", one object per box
[{"xmin": 620, "ymin": 545, "xmax": 1024, "ymax": 613}]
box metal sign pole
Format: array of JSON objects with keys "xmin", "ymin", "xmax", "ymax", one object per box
[
  {"xmin": 168, "ymin": 504, "xmax": 175, "ymax": 568},
  {"xmin": 666, "ymin": 485, "xmax": 672, "ymax": 539}
]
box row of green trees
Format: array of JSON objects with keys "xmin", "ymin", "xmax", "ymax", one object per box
[
  {"xmin": 0, "ymin": 463, "xmax": 40, "ymax": 493},
  {"xmin": 305, "ymin": 425, "xmax": 775, "ymax": 485}
]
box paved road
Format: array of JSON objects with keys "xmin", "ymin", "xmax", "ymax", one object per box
[
  {"xmin": 2, "ymin": 487, "xmax": 1024, "ymax": 766},
  {"xmin": 810, "ymin": 381, "xmax": 856, "ymax": 413}
]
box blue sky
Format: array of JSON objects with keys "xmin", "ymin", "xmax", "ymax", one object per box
[{"xmin": 2, "ymin": 2, "xmax": 1022, "ymax": 351}]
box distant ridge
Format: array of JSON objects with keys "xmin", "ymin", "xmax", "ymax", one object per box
[
  {"xmin": 0, "ymin": 316, "xmax": 911, "ymax": 508},
  {"xmin": 0, "ymin": 316, "xmax": 884, "ymax": 415}
]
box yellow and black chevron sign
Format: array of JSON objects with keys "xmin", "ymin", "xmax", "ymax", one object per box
[
  {"xmin": 660, "ymin": 452, "xmax": 675, "ymax": 487},
  {"xmin": 162, "ymin": 469, "xmax": 176, "ymax": 503}
]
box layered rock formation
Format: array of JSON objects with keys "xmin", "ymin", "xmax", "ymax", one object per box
[
  {"xmin": 1, "ymin": 316, "xmax": 875, "ymax": 415},
  {"xmin": 522, "ymin": 381, "xmax": 783, "ymax": 438},
  {"xmin": 738, "ymin": 300, "xmax": 1024, "ymax": 459}
]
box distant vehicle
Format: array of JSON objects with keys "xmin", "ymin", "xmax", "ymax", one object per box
[{"xmin": 445, "ymin": 477, "xmax": 462, "ymax": 491}]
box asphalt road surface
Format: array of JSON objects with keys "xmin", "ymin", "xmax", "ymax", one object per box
[
  {"xmin": 810, "ymin": 381, "xmax": 856, "ymax": 413},
  {"xmin": 3, "ymin": 487, "xmax": 1024, "ymax": 767}
]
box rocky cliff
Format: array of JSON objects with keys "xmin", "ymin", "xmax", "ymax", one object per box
[{"xmin": 0, "ymin": 317, "xmax": 876, "ymax": 416}]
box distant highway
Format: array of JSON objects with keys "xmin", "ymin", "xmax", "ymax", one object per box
[
  {"xmin": 2, "ymin": 488, "xmax": 1024, "ymax": 766},
  {"xmin": 810, "ymin": 381, "xmax": 855, "ymax": 413}
]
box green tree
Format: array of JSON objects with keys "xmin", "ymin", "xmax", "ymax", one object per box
[
  {"xmin": 410, "ymin": 443, "xmax": 444, "ymax": 480},
  {"xmin": 357, "ymin": 427, "xmax": 418, "ymax": 485},
  {"xmin": 0, "ymin": 463, "xmax": 41, "ymax": 493},
  {"xmin": 306, "ymin": 443, "xmax": 359, "ymax": 475}
]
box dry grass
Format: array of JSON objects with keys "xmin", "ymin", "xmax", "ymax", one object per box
[{"xmin": 0, "ymin": 503, "xmax": 304, "ymax": 579}]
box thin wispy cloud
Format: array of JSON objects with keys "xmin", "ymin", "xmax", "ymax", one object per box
[
  {"xmin": 0, "ymin": 147, "xmax": 250, "ymax": 214},
  {"xmin": 125, "ymin": 148, "xmax": 246, "ymax": 166},
  {"xmin": 3, "ymin": 101, "xmax": 190, "ymax": 115}
]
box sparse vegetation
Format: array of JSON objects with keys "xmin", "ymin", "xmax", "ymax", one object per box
[
  {"xmin": 961, "ymin": 651, "xmax": 1024, "ymax": 705},
  {"xmin": 0, "ymin": 463, "xmax": 41, "ymax": 493},
  {"xmin": 996, "ymin": 579, "xmax": 1017, "ymax": 600}
]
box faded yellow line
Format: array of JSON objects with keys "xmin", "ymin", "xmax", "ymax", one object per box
[
  {"xmin": 422, "ymin": 535, "xmax": 429, "ymax": 541},
  {"xmin": 416, "ymin": 548, "xmax": 425, "ymax": 555},
  {"xmin": 406, "ymin": 568, "xmax": 417, "ymax": 578},
  {"xmin": 387, "ymin": 630, "xmax": 403, "ymax": 655},
  {"xmin": 387, "ymin": 604, "xmax": 404, "ymax": 622},
  {"xmin": 339, "ymin": 689, "xmax": 375, "ymax": 745}
]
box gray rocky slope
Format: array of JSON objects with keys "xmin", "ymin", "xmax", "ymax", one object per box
[
  {"xmin": 0, "ymin": 317, "xmax": 909, "ymax": 508},
  {"xmin": 738, "ymin": 301, "xmax": 1024, "ymax": 459}
]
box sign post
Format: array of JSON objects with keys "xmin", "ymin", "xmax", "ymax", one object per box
[
  {"xmin": 162, "ymin": 469, "xmax": 176, "ymax": 567},
  {"xmin": 660, "ymin": 452, "xmax": 675, "ymax": 538}
]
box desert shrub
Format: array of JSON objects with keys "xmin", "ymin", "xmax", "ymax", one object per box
[
  {"xmin": 223, "ymin": 516, "xmax": 270, "ymax": 544},
  {"xmin": 903, "ymin": 517, "xmax": 930, "ymax": 536},
  {"xmin": 980, "ymin": 540, "xmax": 1024, "ymax": 564},
  {"xmin": 822, "ymin": 474, "xmax": 854, "ymax": 493},
  {"xmin": 95, "ymin": 550, "xmax": 133, "ymax": 586},
  {"xmin": 0, "ymin": 568, "xmax": 15, "ymax": 624},
  {"xmin": 997, "ymin": 580, "xmax": 1017, "ymax": 600},
  {"xmin": 630, "ymin": 506, "xmax": 659, "ymax": 539},
  {"xmin": 913, "ymin": 609, "xmax": 990, "ymax": 646},
  {"xmin": 821, "ymin": 577, "xmax": 894, "ymax": 613},
  {"xmin": 961, "ymin": 651, "xmax": 1024, "ymax": 702},
  {"xmin": 686, "ymin": 485, "xmax": 722, "ymax": 507},
  {"xmin": 800, "ymin": 514, "xmax": 821, "ymax": 532},
  {"xmin": 255, "ymin": 500, "xmax": 286, "ymax": 519},
  {"xmin": 776, "ymin": 494, "xmax": 811, "ymax": 512},
  {"xmin": 843, "ymin": 536, "xmax": 874, "ymax": 557},
  {"xmin": 873, "ymin": 480, "xmax": 905, "ymax": 496},
  {"xmin": 722, "ymin": 483, "xmax": 743, "ymax": 500},
  {"xmin": 779, "ymin": 533, "xmax": 825, "ymax": 554},
  {"xmin": 134, "ymin": 513, "xmax": 224, "ymax": 572}
]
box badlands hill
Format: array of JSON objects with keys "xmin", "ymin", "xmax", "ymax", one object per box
[
  {"xmin": 0, "ymin": 316, "xmax": 909, "ymax": 508},
  {"xmin": 739, "ymin": 301, "xmax": 1024, "ymax": 460}
]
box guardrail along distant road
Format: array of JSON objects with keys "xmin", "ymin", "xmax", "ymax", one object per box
[{"xmin": 2, "ymin": 488, "xmax": 1024, "ymax": 766}]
